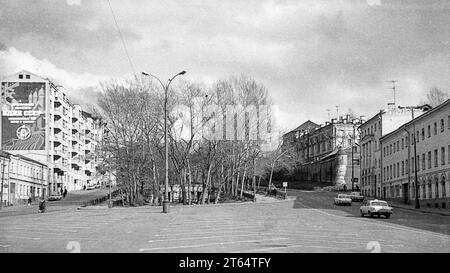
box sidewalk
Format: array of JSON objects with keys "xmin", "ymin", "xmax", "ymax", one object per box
[{"xmin": 389, "ymin": 201, "xmax": 450, "ymax": 216}]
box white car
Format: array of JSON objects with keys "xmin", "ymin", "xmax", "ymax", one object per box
[
  {"xmin": 360, "ymin": 199, "xmax": 393, "ymax": 218},
  {"xmin": 334, "ymin": 194, "xmax": 352, "ymax": 206}
]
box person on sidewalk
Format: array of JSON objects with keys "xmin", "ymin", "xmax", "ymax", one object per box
[
  {"xmin": 27, "ymin": 197, "xmax": 32, "ymax": 206},
  {"xmin": 63, "ymin": 188, "xmax": 68, "ymax": 198}
]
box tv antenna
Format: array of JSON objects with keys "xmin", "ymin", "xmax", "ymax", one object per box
[{"xmin": 335, "ymin": 105, "xmax": 340, "ymax": 118}]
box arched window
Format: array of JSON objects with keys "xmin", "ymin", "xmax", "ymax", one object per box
[
  {"xmin": 428, "ymin": 181, "xmax": 432, "ymax": 199},
  {"xmin": 435, "ymin": 178, "xmax": 439, "ymax": 198},
  {"xmin": 442, "ymin": 176, "xmax": 446, "ymax": 198}
]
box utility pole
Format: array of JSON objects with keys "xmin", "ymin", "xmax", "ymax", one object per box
[
  {"xmin": 0, "ymin": 159, "xmax": 5, "ymax": 209},
  {"xmin": 351, "ymin": 121, "xmax": 356, "ymax": 191},
  {"xmin": 398, "ymin": 106, "xmax": 421, "ymax": 209}
]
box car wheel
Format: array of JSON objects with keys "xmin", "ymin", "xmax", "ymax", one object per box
[
  {"xmin": 385, "ymin": 214, "xmax": 391, "ymax": 219},
  {"xmin": 369, "ymin": 212, "xmax": 374, "ymax": 218},
  {"xmin": 360, "ymin": 210, "xmax": 364, "ymax": 217}
]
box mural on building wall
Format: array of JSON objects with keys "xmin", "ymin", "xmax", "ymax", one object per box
[{"xmin": 1, "ymin": 82, "xmax": 46, "ymax": 150}]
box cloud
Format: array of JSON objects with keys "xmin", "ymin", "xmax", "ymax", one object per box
[
  {"xmin": 66, "ymin": 0, "xmax": 82, "ymax": 6},
  {"xmin": 0, "ymin": 46, "xmax": 107, "ymax": 98}
]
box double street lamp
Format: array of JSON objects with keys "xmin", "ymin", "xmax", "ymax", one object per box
[{"xmin": 141, "ymin": 70, "xmax": 186, "ymax": 213}]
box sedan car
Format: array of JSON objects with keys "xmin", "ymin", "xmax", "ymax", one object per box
[
  {"xmin": 47, "ymin": 194, "xmax": 62, "ymax": 201},
  {"xmin": 349, "ymin": 192, "xmax": 365, "ymax": 202},
  {"xmin": 360, "ymin": 199, "xmax": 393, "ymax": 218},
  {"xmin": 334, "ymin": 194, "xmax": 352, "ymax": 206}
]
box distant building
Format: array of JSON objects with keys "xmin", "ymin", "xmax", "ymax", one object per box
[
  {"xmin": 1, "ymin": 70, "xmax": 105, "ymax": 195},
  {"xmin": 380, "ymin": 99, "xmax": 450, "ymax": 208},
  {"xmin": 359, "ymin": 103, "xmax": 431, "ymax": 198},
  {"xmin": 282, "ymin": 116, "xmax": 363, "ymax": 188},
  {"xmin": 0, "ymin": 151, "xmax": 49, "ymax": 206}
]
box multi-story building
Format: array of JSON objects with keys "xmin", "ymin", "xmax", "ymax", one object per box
[
  {"xmin": 380, "ymin": 99, "xmax": 450, "ymax": 208},
  {"xmin": 282, "ymin": 115, "xmax": 363, "ymax": 188},
  {"xmin": 359, "ymin": 103, "xmax": 430, "ymax": 198},
  {"xmin": 0, "ymin": 150, "xmax": 49, "ymax": 206},
  {"xmin": 1, "ymin": 70, "xmax": 104, "ymax": 195}
]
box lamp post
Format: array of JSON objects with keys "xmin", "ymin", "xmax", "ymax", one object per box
[{"xmin": 142, "ymin": 70, "xmax": 186, "ymax": 213}]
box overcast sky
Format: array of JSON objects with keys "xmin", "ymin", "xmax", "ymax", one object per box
[{"xmin": 1, "ymin": 0, "xmax": 450, "ymax": 134}]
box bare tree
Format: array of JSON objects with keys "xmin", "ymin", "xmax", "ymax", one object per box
[{"xmin": 422, "ymin": 87, "xmax": 449, "ymax": 107}]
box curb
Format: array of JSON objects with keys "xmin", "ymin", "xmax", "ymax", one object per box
[{"xmin": 390, "ymin": 204, "xmax": 450, "ymax": 217}]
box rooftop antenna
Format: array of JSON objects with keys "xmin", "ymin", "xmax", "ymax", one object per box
[
  {"xmin": 335, "ymin": 105, "xmax": 339, "ymax": 118},
  {"xmin": 388, "ymin": 80, "xmax": 398, "ymax": 106}
]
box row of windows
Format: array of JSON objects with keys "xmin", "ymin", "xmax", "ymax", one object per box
[
  {"xmin": 9, "ymin": 161, "xmax": 46, "ymax": 180},
  {"xmin": 361, "ymin": 121, "xmax": 381, "ymax": 138},
  {"xmin": 384, "ymin": 146, "xmax": 450, "ymax": 181}
]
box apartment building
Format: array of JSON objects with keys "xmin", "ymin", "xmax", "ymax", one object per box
[
  {"xmin": 380, "ymin": 99, "xmax": 450, "ymax": 208},
  {"xmin": 1, "ymin": 70, "xmax": 104, "ymax": 195},
  {"xmin": 359, "ymin": 103, "xmax": 430, "ymax": 198},
  {"xmin": 0, "ymin": 150, "xmax": 49, "ymax": 206},
  {"xmin": 282, "ymin": 116, "xmax": 362, "ymax": 187}
]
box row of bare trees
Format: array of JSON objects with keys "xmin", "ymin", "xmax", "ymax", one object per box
[{"xmin": 95, "ymin": 75, "xmax": 279, "ymax": 206}]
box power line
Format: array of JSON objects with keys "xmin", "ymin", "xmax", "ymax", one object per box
[{"xmin": 106, "ymin": 0, "xmax": 136, "ymax": 75}]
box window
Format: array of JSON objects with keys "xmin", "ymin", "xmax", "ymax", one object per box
[
  {"xmin": 397, "ymin": 162, "xmax": 400, "ymax": 177},
  {"xmin": 434, "ymin": 149, "xmax": 438, "ymax": 167},
  {"xmin": 393, "ymin": 164, "xmax": 396, "ymax": 178},
  {"xmin": 18, "ymin": 74, "xmax": 23, "ymax": 79},
  {"xmin": 434, "ymin": 122, "xmax": 437, "ymax": 135},
  {"xmin": 25, "ymin": 74, "xmax": 30, "ymax": 79},
  {"xmin": 442, "ymin": 177, "xmax": 446, "ymax": 198},
  {"xmin": 448, "ymin": 145, "xmax": 450, "ymax": 164},
  {"xmin": 441, "ymin": 119, "xmax": 445, "ymax": 132},
  {"xmin": 448, "ymin": 116, "xmax": 450, "ymax": 129},
  {"xmin": 422, "ymin": 154, "xmax": 426, "ymax": 170},
  {"xmin": 406, "ymin": 159, "xmax": 409, "ymax": 174},
  {"xmin": 402, "ymin": 161, "xmax": 404, "ymax": 176},
  {"xmin": 428, "ymin": 152, "xmax": 431, "ymax": 169},
  {"xmin": 416, "ymin": 131, "xmax": 420, "ymax": 143},
  {"xmin": 427, "ymin": 125, "xmax": 431, "ymax": 138},
  {"xmin": 397, "ymin": 141, "xmax": 399, "ymax": 152},
  {"xmin": 401, "ymin": 138, "xmax": 404, "ymax": 150},
  {"xmin": 421, "ymin": 128, "xmax": 425, "ymax": 140},
  {"xmin": 435, "ymin": 182, "xmax": 439, "ymax": 198}
]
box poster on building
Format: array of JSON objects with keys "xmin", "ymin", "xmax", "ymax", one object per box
[{"xmin": 1, "ymin": 82, "xmax": 46, "ymax": 150}]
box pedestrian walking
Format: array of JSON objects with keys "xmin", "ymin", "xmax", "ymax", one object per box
[
  {"xmin": 63, "ymin": 188, "xmax": 67, "ymax": 198},
  {"xmin": 28, "ymin": 197, "xmax": 32, "ymax": 206}
]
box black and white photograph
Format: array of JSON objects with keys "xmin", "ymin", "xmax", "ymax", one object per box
[{"xmin": 0, "ymin": 0, "xmax": 449, "ymax": 262}]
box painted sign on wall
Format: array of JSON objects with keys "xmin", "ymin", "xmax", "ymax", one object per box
[{"xmin": 1, "ymin": 82, "xmax": 46, "ymax": 150}]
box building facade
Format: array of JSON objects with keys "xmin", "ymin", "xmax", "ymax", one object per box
[
  {"xmin": 359, "ymin": 103, "xmax": 430, "ymax": 198},
  {"xmin": 1, "ymin": 151, "xmax": 49, "ymax": 206},
  {"xmin": 1, "ymin": 70, "xmax": 104, "ymax": 195},
  {"xmin": 380, "ymin": 99, "xmax": 450, "ymax": 208},
  {"xmin": 283, "ymin": 116, "xmax": 362, "ymax": 188}
]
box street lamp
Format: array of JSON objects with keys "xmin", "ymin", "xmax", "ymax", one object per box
[{"xmin": 142, "ymin": 70, "xmax": 186, "ymax": 213}]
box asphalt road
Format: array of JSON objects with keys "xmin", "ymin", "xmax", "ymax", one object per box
[
  {"xmin": 288, "ymin": 189, "xmax": 450, "ymax": 235},
  {"xmin": 0, "ymin": 190, "xmax": 449, "ymax": 253}
]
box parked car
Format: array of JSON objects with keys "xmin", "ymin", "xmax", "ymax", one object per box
[
  {"xmin": 334, "ymin": 194, "xmax": 352, "ymax": 206},
  {"xmin": 349, "ymin": 192, "xmax": 365, "ymax": 202},
  {"xmin": 360, "ymin": 199, "xmax": 393, "ymax": 218},
  {"xmin": 47, "ymin": 194, "xmax": 62, "ymax": 201},
  {"xmin": 86, "ymin": 185, "xmax": 96, "ymax": 190}
]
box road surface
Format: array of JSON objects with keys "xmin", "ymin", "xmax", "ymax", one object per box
[{"xmin": 0, "ymin": 190, "xmax": 448, "ymax": 252}]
